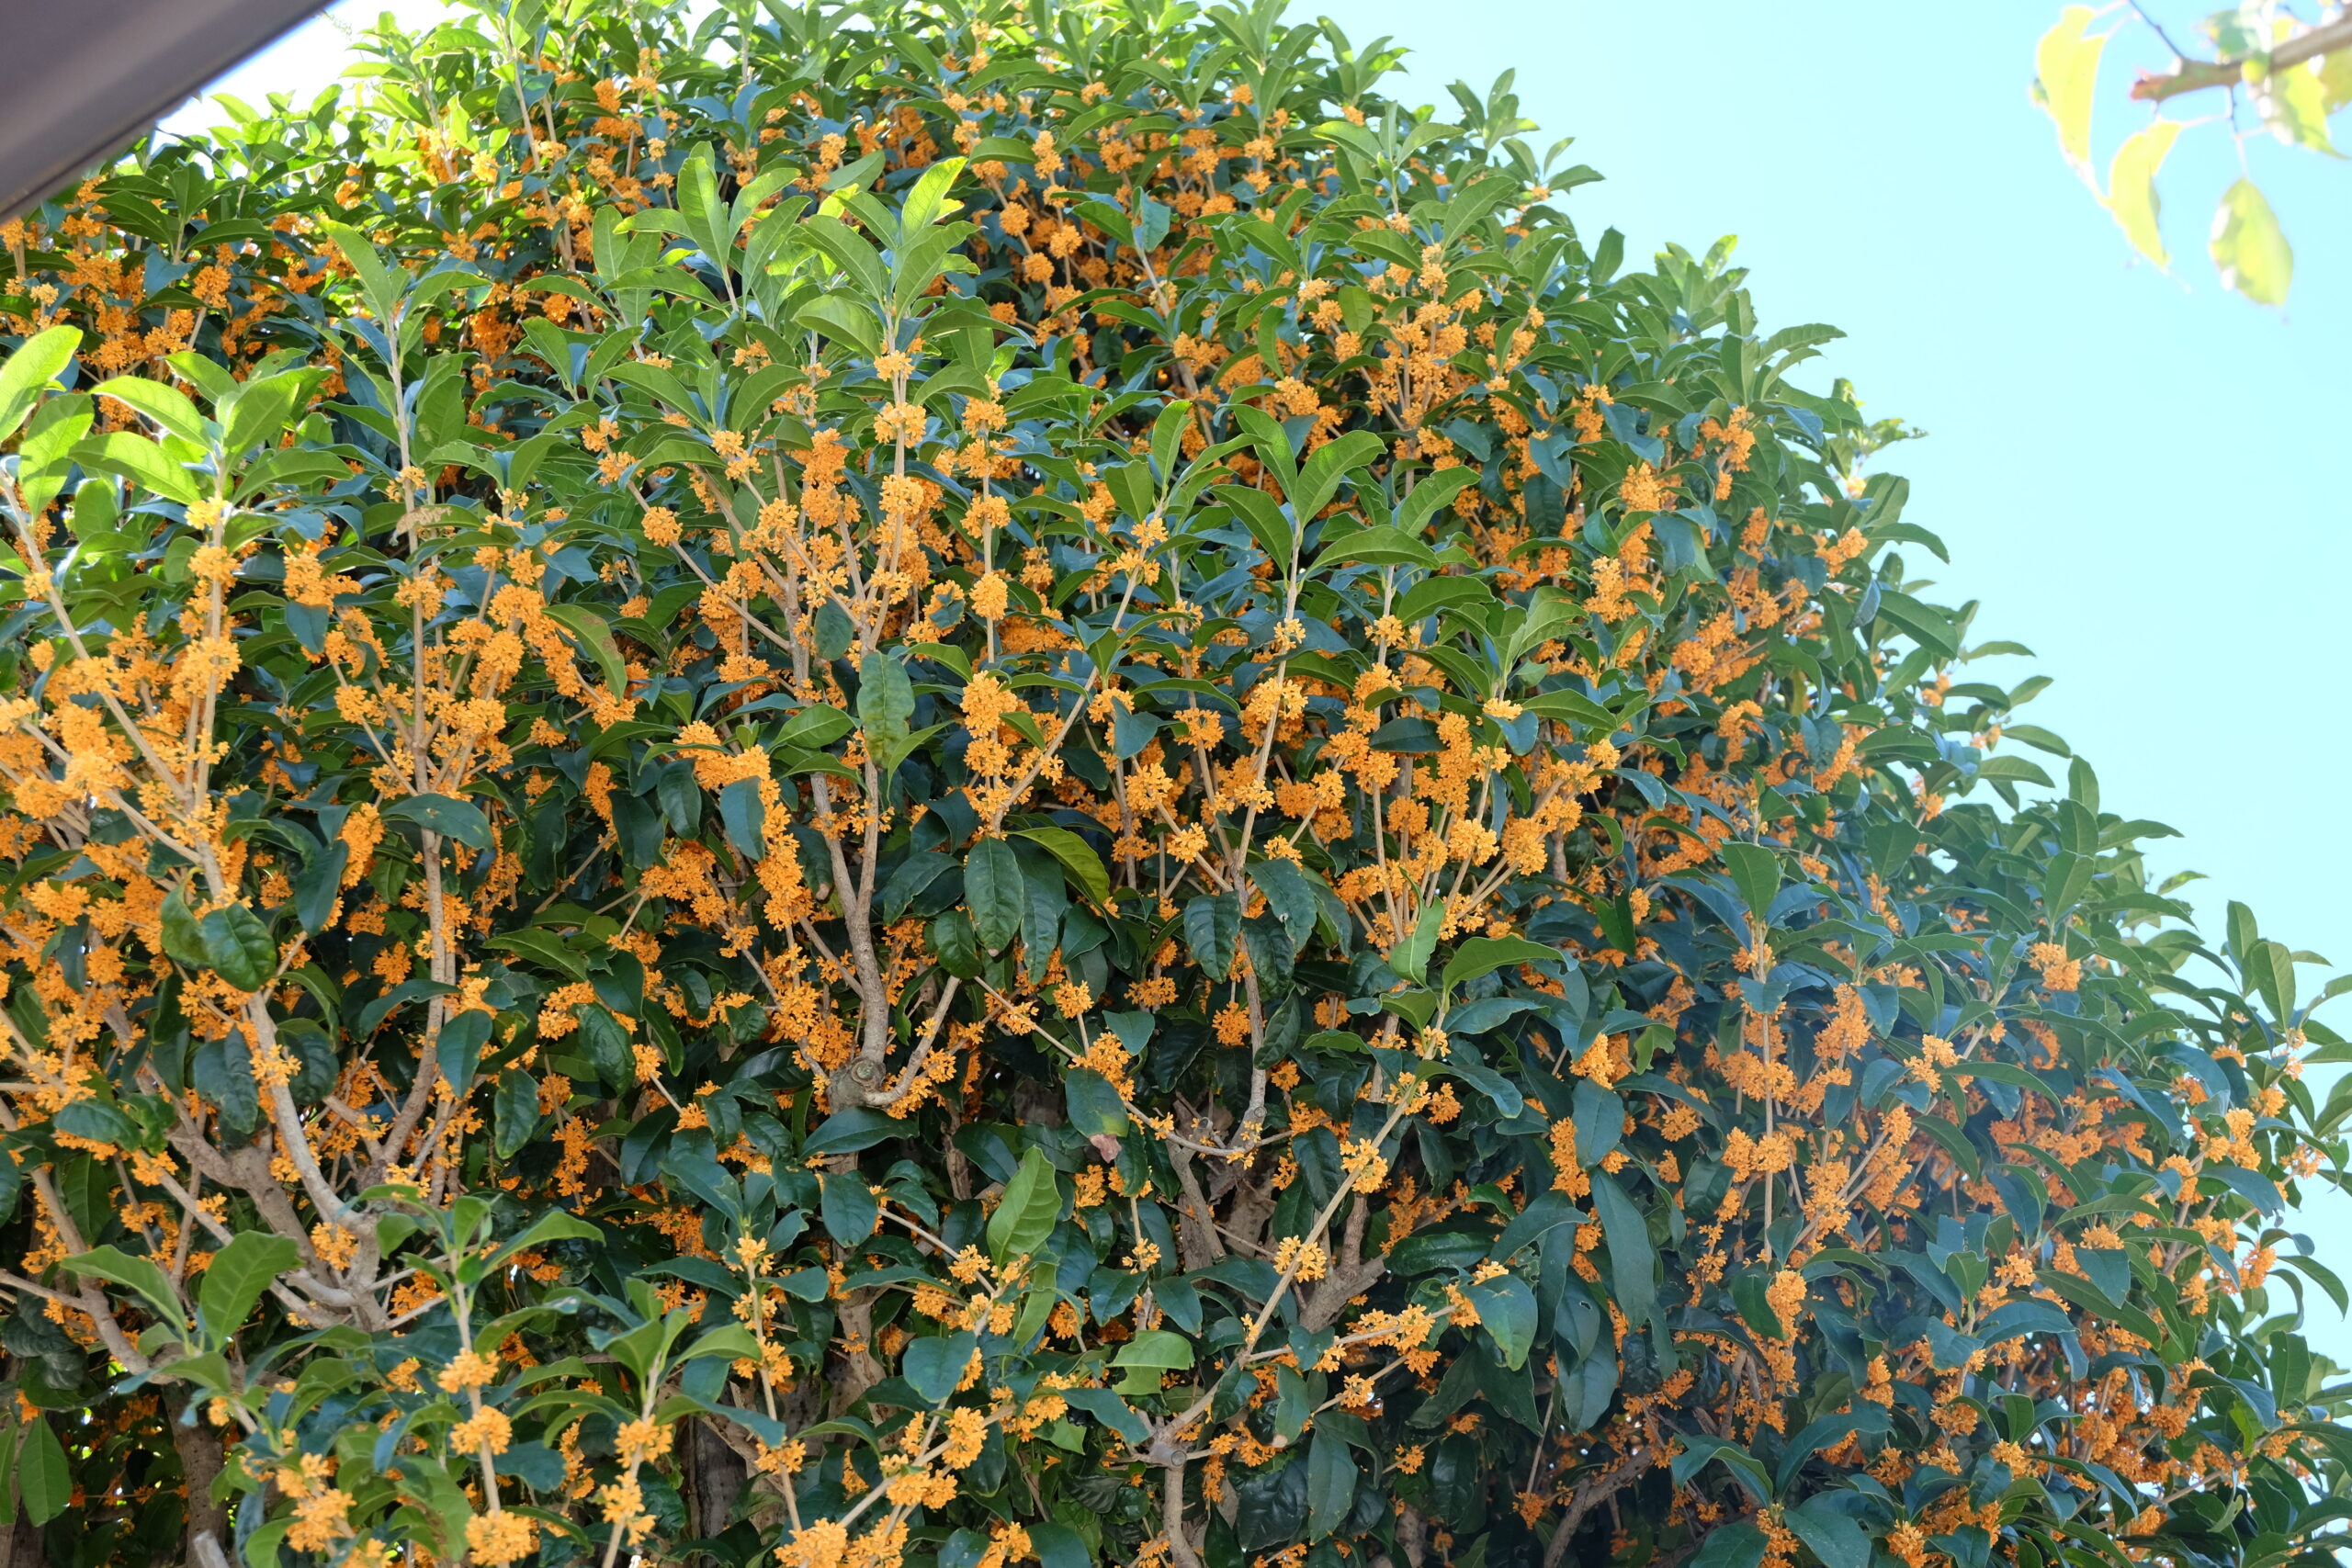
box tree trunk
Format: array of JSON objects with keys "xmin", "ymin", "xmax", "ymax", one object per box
[
  {"xmin": 171, "ymin": 1398, "xmax": 229, "ymax": 1565},
  {"xmin": 682, "ymin": 1416, "xmax": 747, "ymax": 1540},
  {"xmin": 0, "ymin": 1514, "xmax": 46, "ymax": 1568}
]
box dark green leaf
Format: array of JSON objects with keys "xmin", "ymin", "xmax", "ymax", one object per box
[
  {"xmin": 987, "ymin": 1147, "xmax": 1061, "ymax": 1265},
  {"xmin": 1306, "ymin": 1431, "xmax": 1358, "ymax": 1540},
  {"xmin": 900, "ymin": 1331, "xmax": 977, "ymax": 1403},
  {"xmin": 382, "ymin": 794, "xmax": 494, "ymax": 852},
  {"xmin": 17, "ymin": 1418, "xmax": 67, "ymax": 1527},
  {"xmin": 198, "ymin": 1233, "xmax": 300, "ymax": 1344},
  {"xmin": 1184, "ymin": 892, "xmax": 1240, "ymax": 979},
  {"xmin": 966, "ymin": 839, "xmax": 1023, "ymax": 954}
]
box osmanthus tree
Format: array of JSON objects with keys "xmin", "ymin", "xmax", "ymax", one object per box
[{"xmin": 0, "ymin": 2, "xmax": 2346, "ymax": 1567}]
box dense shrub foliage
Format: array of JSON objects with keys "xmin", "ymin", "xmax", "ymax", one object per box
[{"xmin": 0, "ymin": 3, "xmax": 2346, "ymax": 1567}]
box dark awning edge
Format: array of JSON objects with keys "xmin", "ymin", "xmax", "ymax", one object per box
[{"xmin": 0, "ymin": 0, "xmax": 327, "ymax": 225}]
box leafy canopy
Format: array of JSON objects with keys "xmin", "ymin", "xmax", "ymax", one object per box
[{"xmin": 0, "ymin": 3, "xmax": 2346, "ymax": 1568}]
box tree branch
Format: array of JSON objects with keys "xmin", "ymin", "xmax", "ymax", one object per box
[{"xmin": 2132, "ymin": 16, "xmax": 2352, "ymax": 102}]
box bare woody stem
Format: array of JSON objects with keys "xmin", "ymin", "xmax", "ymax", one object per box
[{"xmin": 2131, "ymin": 15, "xmax": 2352, "ymax": 101}]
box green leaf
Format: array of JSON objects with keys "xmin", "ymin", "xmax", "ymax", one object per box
[
  {"xmin": 1672, "ymin": 1435, "xmax": 1770, "ymax": 1503},
  {"xmin": 1064, "ymin": 1067, "xmax": 1130, "ymax": 1138},
  {"xmin": 1396, "ymin": 574, "xmax": 1495, "ymax": 626},
  {"xmin": 1973, "ymin": 754, "xmax": 2053, "ymax": 788},
  {"xmin": 1505, "ymin": 586, "xmax": 1584, "ymax": 670},
  {"xmin": 318, "ymin": 219, "xmax": 405, "ymax": 324},
  {"xmin": 1733, "ymin": 1270, "xmax": 1791, "ymax": 1342},
  {"xmin": 1029, "ymin": 1521, "xmax": 1090, "ymax": 1568},
  {"xmin": 775, "ymin": 703, "xmax": 854, "ymax": 750},
  {"xmin": 1439, "ymin": 935, "xmax": 1554, "ymax": 995},
  {"xmin": 798, "ymin": 294, "xmax": 880, "ymax": 355},
  {"xmin": 1012, "ymin": 825, "xmax": 1112, "ymax": 910},
  {"xmin": 900, "ymin": 155, "xmax": 969, "ymax": 232},
  {"xmin": 801, "ymin": 213, "xmax": 890, "ymax": 300},
  {"xmin": 93, "ymin": 376, "xmax": 208, "ymax": 446},
  {"xmin": 1487, "ymin": 1190, "xmax": 1583, "ymax": 1262},
  {"xmin": 1690, "ymin": 1522, "xmax": 1770, "ymax": 1568},
  {"xmin": 900, "ymin": 1331, "xmax": 977, "ymax": 1403},
  {"xmin": 681, "ymin": 1323, "xmax": 763, "ymax": 1362},
  {"xmin": 1149, "ymin": 398, "xmax": 1192, "ymax": 479},
  {"xmin": 17, "ymin": 1418, "xmax": 68, "ymax": 1527},
  {"xmin": 1218, "ymin": 483, "xmax": 1297, "ymax": 567},
  {"xmin": 220, "ymin": 370, "xmax": 312, "ymax": 459},
  {"xmin": 435, "ymin": 1008, "xmax": 492, "ymax": 1094},
  {"xmin": 289, "ymin": 841, "xmax": 348, "ymax": 933},
  {"xmin": 1396, "ymin": 466, "xmax": 1479, "ymax": 536},
  {"xmin": 2105, "ymin": 120, "xmax": 2181, "ymax": 266},
  {"xmin": 1444, "ymin": 1046, "xmax": 1523, "ymax": 1116},
  {"xmin": 15, "ymin": 398, "xmax": 93, "ymax": 515},
  {"xmin": 575, "ymin": 1004, "xmax": 633, "ymax": 1091},
  {"xmin": 1062, "ymin": 1385, "xmax": 1150, "ymax": 1445},
  {"xmin": 1239, "ymin": 915, "xmax": 1295, "ymax": 998},
  {"xmin": 1390, "ymin": 903, "xmax": 1442, "ymax": 984},
  {"xmin": 2032, "ymin": 6, "xmax": 2107, "ymax": 171},
  {"xmin": 821, "ymin": 1170, "xmax": 881, "ymax": 1244},
  {"xmin": 965, "ymin": 839, "xmax": 1023, "ymax": 954},
  {"xmin": 53, "ymin": 1100, "xmax": 138, "ymax": 1148},
  {"xmin": 1293, "ymin": 428, "xmax": 1385, "ymax": 521},
  {"xmin": 1776, "ymin": 1408, "xmax": 1891, "ymax": 1494},
  {"xmin": 2257, "ymin": 50, "xmax": 2339, "ymax": 152},
  {"xmin": 1250, "ymin": 859, "xmax": 1322, "ymax": 942},
  {"xmin": 1981, "ymin": 1296, "xmax": 2079, "ymax": 1345},
  {"xmin": 0, "ymin": 325, "xmax": 82, "ymax": 442},
  {"xmin": 494, "ymin": 1070, "xmax": 538, "ymax": 1159},
  {"xmin": 381, "ymin": 793, "xmax": 494, "ymax": 852},
  {"xmin": 161, "ymin": 892, "xmax": 279, "ymax": 991},
  {"xmin": 63, "ymin": 1244, "xmax": 185, "ymax": 1326},
  {"xmin": 1185, "ymin": 892, "xmax": 1240, "ymax": 979},
  {"xmin": 858, "ymin": 651, "xmax": 915, "ymax": 770},
  {"xmin": 987, "ymin": 1147, "xmax": 1061, "ymax": 1265},
  {"xmin": 483, "ymin": 931, "xmax": 588, "ymax": 981},
  {"xmin": 159, "ymin": 890, "xmax": 207, "ymax": 969},
  {"xmin": 1785, "ymin": 1499, "xmax": 1871, "ymax": 1568},
  {"xmin": 2246, "ymin": 937, "xmax": 2297, "ymax": 1020},
  {"xmin": 1572, "ymin": 1079, "xmax": 1624, "ymax": 1166},
  {"xmin": 1464, "ymin": 1273, "xmax": 1537, "ymax": 1370},
  {"xmin": 487, "ymin": 1209, "xmax": 604, "ymax": 1270},
  {"xmin": 804, "ymin": 1107, "xmax": 900, "ymax": 1158},
  {"xmin": 1322, "ymin": 523, "xmax": 1442, "ymax": 571},
  {"xmin": 78, "ymin": 429, "xmax": 202, "ymax": 504},
  {"xmin": 1114, "ymin": 1329, "xmax": 1194, "ymax": 1370},
  {"xmin": 543, "ymin": 604, "xmax": 628, "ymax": 696},
  {"xmin": 1720, "ymin": 841, "xmax": 1781, "ymax": 925},
  {"xmin": 201, "ymin": 902, "xmax": 277, "ymax": 991},
  {"xmin": 931, "ymin": 909, "xmax": 981, "ymax": 977},
  {"xmin": 2211, "ymin": 177, "xmax": 2292, "ymax": 305},
  {"xmin": 1589, "ymin": 1171, "xmax": 1657, "ymax": 1325},
  {"xmin": 720, "ymin": 776, "xmax": 766, "ymax": 859},
  {"xmin": 1306, "ymin": 1430, "xmax": 1359, "ymax": 1540},
  {"xmin": 198, "ymin": 1233, "xmax": 300, "ymax": 1344}
]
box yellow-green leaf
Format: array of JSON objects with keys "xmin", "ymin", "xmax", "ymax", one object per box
[
  {"xmin": 2211, "ymin": 177, "xmax": 2293, "ymax": 304},
  {"xmin": 2033, "ymin": 7, "xmax": 2108, "ymax": 171},
  {"xmin": 543, "ymin": 603, "xmax": 628, "ymax": 696},
  {"xmin": 2105, "ymin": 120, "xmax": 2182, "ymax": 265},
  {"xmin": 0, "ymin": 326, "xmax": 82, "ymax": 443},
  {"xmin": 2259, "ymin": 53, "xmax": 2341, "ymax": 153}
]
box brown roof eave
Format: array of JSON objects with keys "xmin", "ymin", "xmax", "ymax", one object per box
[{"xmin": 0, "ymin": 0, "xmax": 323, "ymax": 224}]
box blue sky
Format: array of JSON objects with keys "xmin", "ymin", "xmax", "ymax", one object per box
[{"xmin": 173, "ymin": 0, "xmax": 2352, "ymax": 1358}]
